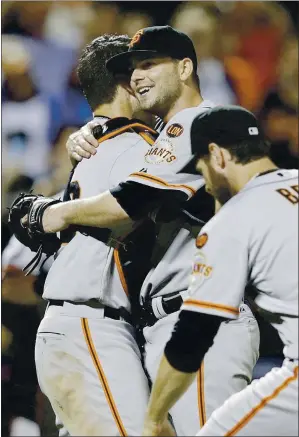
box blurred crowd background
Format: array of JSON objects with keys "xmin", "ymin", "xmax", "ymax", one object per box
[{"xmin": 1, "ymin": 1, "xmax": 298, "ymax": 436}]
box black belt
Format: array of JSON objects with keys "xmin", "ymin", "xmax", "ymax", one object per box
[
  {"xmin": 140, "ymin": 293, "xmax": 183, "ymax": 327},
  {"xmin": 47, "ymin": 299, "xmax": 132, "ymax": 324}
]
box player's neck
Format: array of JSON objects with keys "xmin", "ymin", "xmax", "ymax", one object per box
[
  {"xmin": 163, "ymin": 88, "xmax": 203, "ymax": 123},
  {"xmin": 229, "ymin": 157, "xmax": 278, "ymax": 195},
  {"xmin": 93, "ymin": 100, "xmax": 133, "ymax": 120}
]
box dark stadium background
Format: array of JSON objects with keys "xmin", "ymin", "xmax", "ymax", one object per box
[{"xmin": 2, "ymin": 1, "xmax": 298, "ymax": 435}]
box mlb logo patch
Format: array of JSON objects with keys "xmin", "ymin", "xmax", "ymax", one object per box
[{"xmin": 248, "ymin": 127, "xmax": 259, "ymax": 135}]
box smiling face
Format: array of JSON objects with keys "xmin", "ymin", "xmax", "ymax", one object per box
[{"xmin": 129, "ymin": 56, "xmax": 183, "ymax": 118}]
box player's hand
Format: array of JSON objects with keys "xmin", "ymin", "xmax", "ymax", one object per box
[{"xmin": 66, "ymin": 119, "xmax": 101, "ymax": 166}]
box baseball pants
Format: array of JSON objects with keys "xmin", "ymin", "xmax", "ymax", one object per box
[
  {"xmin": 197, "ymin": 359, "xmax": 298, "ymax": 436},
  {"xmin": 143, "ymin": 303, "xmax": 260, "ymax": 436},
  {"xmin": 35, "ymin": 302, "xmax": 150, "ymax": 436}
]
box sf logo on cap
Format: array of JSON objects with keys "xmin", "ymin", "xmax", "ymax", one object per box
[{"xmin": 129, "ymin": 29, "xmax": 144, "ymax": 48}]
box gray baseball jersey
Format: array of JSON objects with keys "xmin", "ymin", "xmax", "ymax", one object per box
[
  {"xmin": 43, "ymin": 119, "xmax": 159, "ymax": 310},
  {"xmin": 183, "ymin": 169, "xmax": 298, "ymax": 360},
  {"xmin": 121, "ymin": 100, "xmax": 215, "ymax": 301}
]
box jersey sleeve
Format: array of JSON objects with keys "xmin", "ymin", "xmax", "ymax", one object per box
[
  {"xmin": 182, "ymin": 217, "xmax": 248, "ymax": 319},
  {"xmin": 110, "ymin": 172, "xmax": 204, "ymax": 221},
  {"xmin": 126, "ymin": 171, "xmax": 204, "ymax": 199}
]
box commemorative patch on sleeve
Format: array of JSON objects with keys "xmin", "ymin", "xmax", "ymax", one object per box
[
  {"xmin": 196, "ymin": 233, "xmax": 208, "ymax": 248},
  {"xmin": 166, "ymin": 123, "xmax": 184, "ymax": 138}
]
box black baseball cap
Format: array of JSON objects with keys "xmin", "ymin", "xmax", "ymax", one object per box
[
  {"xmin": 191, "ymin": 105, "xmax": 263, "ymax": 157},
  {"xmin": 106, "ymin": 25, "xmax": 198, "ymax": 75}
]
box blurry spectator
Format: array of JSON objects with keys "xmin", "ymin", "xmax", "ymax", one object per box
[
  {"xmin": 44, "ymin": 1, "xmax": 95, "ymax": 50},
  {"xmin": 171, "ymin": 4, "xmax": 260, "ymax": 110},
  {"xmin": 2, "ymin": 1, "xmax": 78, "ymax": 96},
  {"xmin": 2, "ymin": 36, "xmax": 62, "ymax": 205},
  {"xmin": 1, "ymin": 233, "xmax": 57, "ymax": 437},
  {"xmin": 58, "ymin": 65, "xmax": 92, "ymax": 127},
  {"xmin": 120, "ymin": 11, "xmax": 153, "ymax": 36},
  {"xmin": 219, "ymin": 1, "xmax": 294, "ymax": 100},
  {"xmin": 1, "ymin": 1, "xmax": 52, "ymax": 39},
  {"xmin": 2, "ymin": 237, "xmax": 44, "ymax": 437},
  {"xmin": 259, "ymin": 36, "xmax": 298, "ymax": 169},
  {"xmin": 33, "ymin": 126, "xmax": 81, "ymax": 197},
  {"xmin": 83, "ymin": 2, "xmax": 121, "ymax": 43}
]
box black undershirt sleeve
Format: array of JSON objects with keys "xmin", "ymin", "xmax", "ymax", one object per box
[
  {"xmin": 164, "ymin": 310, "xmax": 226, "ymax": 373},
  {"xmin": 110, "ymin": 181, "xmax": 187, "ymax": 221}
]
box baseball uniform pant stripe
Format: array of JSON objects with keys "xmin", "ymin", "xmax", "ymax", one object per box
[
  {"xmin": 129, "ymin": 172, "xmax": 197, "ymax": 197},
  {"xmin": 225, "ymin": 365, "xmax": 299, "ymax": 436},
  {"xmin": 81, "ymin": 318, "xmax": 127, "ymax": 437},
  {"xmin": 114, "ymin": 249, "xmax": 129, "ymax": 297},
  {"xmin": 184, "ymin": 300, "xmax": 239, "ymax": 316},
  {"xmin": 197, "ymin": 362, "xmax": 207, "ymax": 427},
  {"xmin": 97, "ymin": 123, "xmax": 157, "ymax": 145}
]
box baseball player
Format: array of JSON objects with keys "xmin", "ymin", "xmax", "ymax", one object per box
[
  {"xmin": 142, "ymin": 106, "xmax": 298, "ymax": 436},
  {"xmin": 39, "ymin": 27, "xmax": 260, "ymax": 436},
  {"xmin": 32, "ymin": 34, "xmax": 178, "ymax": 437}
]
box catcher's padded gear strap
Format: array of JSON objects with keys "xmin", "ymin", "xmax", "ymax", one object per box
[
  {"xmin": 164, "ymin": 310, "xmax": 225, "ymax": 373},
  {"xmin": 61, "ymin": 117, "xmax": 158, "ymax": 244},
  {"xmin": 23, "ymin": 245, "xmax": 44, "ymax": 276},
  {"xmin": 92, "ymin": 117, "xmax": 158, "ymax": 146}
]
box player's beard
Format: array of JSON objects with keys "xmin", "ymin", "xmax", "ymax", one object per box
[
  {"xmin": 212, "ymin": 184, "xmax": 232, "ymax": 205},
  {"xmin": 136, "ymin": 78, "xmax": 182, "ymax": 119}
]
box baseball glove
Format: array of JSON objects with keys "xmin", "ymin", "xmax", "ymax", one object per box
[{"xmin": 8, "ymin": 193, "xmax": 62, "ymax": 275}]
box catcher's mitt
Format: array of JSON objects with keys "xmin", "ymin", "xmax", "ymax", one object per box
[{"xmin": 8, "ymin": 193, "xmax": 62, "ymax": 275}]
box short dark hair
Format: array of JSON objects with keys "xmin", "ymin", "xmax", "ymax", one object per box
[
  {"xmin": 192, "ymin": 135, "xmax": 271, "ymax": 165},
  {"xmin": 77, "ymin": 34, "xmax": 130, "ymax": 110},
  {"xmin": 214, "ymin": 138, "xmax": 271, "ymax": 164}
]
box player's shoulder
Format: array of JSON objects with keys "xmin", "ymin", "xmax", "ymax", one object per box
[
  {"xmin": 239, "ymin": 168, "xmax": 298, "ymax": 206},
  {"xmin": 149, "ymin": 101, "xmax": 215, "ymax": 168},
  {"xmin": 96, "ymin": 117, "xmax": 157, "ymax": 146},
  {"xmin": 205, "ymin": 168, "xmax": 299, "ymax": 233},
  {"xmin": 163, "ymin": 100, "xmax": 215, "ymax": 134}
]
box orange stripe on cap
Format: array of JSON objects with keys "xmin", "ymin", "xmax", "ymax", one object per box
[
  {"xmin": 81, "ymin": 318, "xmax": 127, "ymax": 436},
  {"xmin": 97, "ymin": 123, "xmax": 157, "ymax": 145},
  {"xmin": 197, "ymin": 361, "xmax": 207, "ymax": 428},
  {"xmin": 184, "ymin": 299, "xmax": 239, "ymax": 316},
  {"xmin": 129, "ymin": 172, "xmax": 196, "ymax": 197},
  {"xmin": 225, "ymin": 366, "xmax": 299, "ymax": 436},
  {"xmin": 113, "ymin": 249, "xmax": 129, "ymax": 297}
]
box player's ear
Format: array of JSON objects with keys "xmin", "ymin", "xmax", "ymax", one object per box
[
  {"xmin": 208, "ymin": 143, "xmax": 226, "ymax": 170},
  {"xmin": 178, "ymin": 58, "xmax": 193, "ymax": 82}
]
